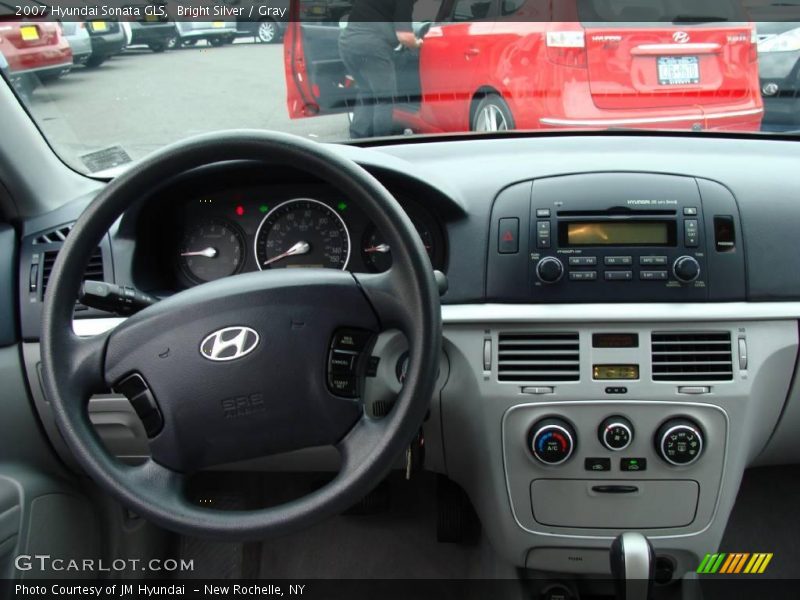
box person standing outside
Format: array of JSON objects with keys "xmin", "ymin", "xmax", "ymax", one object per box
[{"xmin": 338, "ymin": 0, "xmax": 422, "ymax": 139}]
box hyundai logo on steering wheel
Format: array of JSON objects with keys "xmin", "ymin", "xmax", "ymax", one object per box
[{"xmin": 200, "ymin": 326, "xmax": 260, "ymax": 362}]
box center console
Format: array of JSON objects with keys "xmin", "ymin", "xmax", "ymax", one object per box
[{"xmin": 435, "ymin": 171, "xmax": 794, "ymax": 580}]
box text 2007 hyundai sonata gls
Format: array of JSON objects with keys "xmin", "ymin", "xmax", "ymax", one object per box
[{"xmin": 1, "ymin": 2, "xmax": 799, "ymax": 600}]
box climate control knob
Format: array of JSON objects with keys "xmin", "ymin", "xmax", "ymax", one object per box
[
  {"xmin": 656, "ymin": 418, "xmax": 704, "ymax": 466},
  {"xmin": 530, "ymin": 418, "xmax": 576, "ymax": 465},
  {"xmin": 598, "ymin": 416, "xmax": 633, "ymax": 451},
  {"xmin": 672, "ymin": 256, "xmax": 701, "ymax": 284},
  {"xmin": 536, "ymin": 257, "xmax": 564, "ymax": 284}
]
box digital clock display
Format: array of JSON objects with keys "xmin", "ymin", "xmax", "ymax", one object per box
[{"xmin": 593, "ymin": 365, "xmax": 640, "ymax": 380}]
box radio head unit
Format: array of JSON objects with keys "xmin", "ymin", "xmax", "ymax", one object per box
[{"xmin": 487, "ymin": 173, "xmax": 746, "ymax": 303}]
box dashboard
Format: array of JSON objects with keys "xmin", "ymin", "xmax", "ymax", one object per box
[{"xmin": 14, "ymin": 133, "xmax": 800, "ymax": 584}]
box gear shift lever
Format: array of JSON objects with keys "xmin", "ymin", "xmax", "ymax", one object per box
[{"xmin": 610, "ymin": 532, "xmax": 655, "ymax": 600}]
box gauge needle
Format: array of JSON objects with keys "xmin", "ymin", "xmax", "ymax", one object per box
[
  {"xmin": 263, "ymin": 241, "xmax": 310, "ymax": 266},
  {"xmin": 363, "ymin": 244, "xmax": 391, "ymax": 254},
  {"xmin": 181, "ymin": 247, "xmax": 218, "ymax": 258}
]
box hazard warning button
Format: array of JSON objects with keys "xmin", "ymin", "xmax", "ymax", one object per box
[{"xmin": 498, "ymin": 218, "xmax": 519, "ymax": 254}]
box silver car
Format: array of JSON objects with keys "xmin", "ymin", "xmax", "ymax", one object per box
[
  {"xmin": 60, "ymin": 21, "xmax": 93, "ymax": 65},
  {"xmin": 173, "ymin": 20, "xmax": 237, "ymax": 47}
]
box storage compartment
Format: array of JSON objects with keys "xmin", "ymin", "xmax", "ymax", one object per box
[{"xmin": 531, "ymin": 479, "xmax": 698, "ymax": 529}]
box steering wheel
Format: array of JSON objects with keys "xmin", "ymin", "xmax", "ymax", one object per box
[{"xmin": 40, "ymin": 131, "xmax": 442, "ymax": 540}]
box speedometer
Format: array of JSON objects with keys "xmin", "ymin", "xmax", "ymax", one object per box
[{"xmin": 254, "ymin": 198, "xmax": 351, "ymax": 270}]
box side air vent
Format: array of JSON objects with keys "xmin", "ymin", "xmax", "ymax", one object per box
[
  {"xmin": 33, "ymin": 224, "xmax": 73, "ymax": 245},
  {"xmin": 651, "ymin": 332, "xmax": 733, "ymax": 382},
  {"xmin": 41, "ymin": 247, "xmax": 105, "ymax": 299},
  {"xmin": 497, "ymin": 332, "xmax": 580, "ymax": 382}
]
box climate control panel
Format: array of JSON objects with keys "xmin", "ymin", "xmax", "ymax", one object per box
[{"xmin": 527, "ymin": 415, "xmax": 705, "ymax": 468}]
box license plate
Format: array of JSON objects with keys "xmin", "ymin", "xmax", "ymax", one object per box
[
  {"xmin": 92, "ymin": 21, "xmax": 108, "ymax": 32},
  {"xmin": 20, "ymin": 25, "xmax": 39, "ymax": 41},
  {"xmin": 145, "ymin": 14, "xmax": 158, "ymax": 22},
  {"xmin": 657, "ymin": 56, "xmax": 700, "ymax": 86},
  {"xmin": 212, "ymin": 21, "xmax": 224, "ymax": 28}
]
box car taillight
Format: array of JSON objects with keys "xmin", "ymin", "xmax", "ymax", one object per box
[{"xmin": 546, "ymin": 30, "xmax": 587, "ymax": 68}]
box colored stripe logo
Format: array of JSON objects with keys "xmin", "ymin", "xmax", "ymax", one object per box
[{"xmin": 697, "ymin": 553, "xmax": 773, "ymax": 574}]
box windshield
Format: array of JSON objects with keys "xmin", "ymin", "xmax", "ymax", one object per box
[{"xmin": 1, "ymin": 0, "xmax": 799, "ymax": 175}]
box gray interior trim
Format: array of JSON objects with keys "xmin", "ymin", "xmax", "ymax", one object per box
[
  {"xmin": 74, "ymin": 303, "xmax": 800, "ymax": 338},
  {"xmin": 0, "ymin": 76, "xmax": 99, "ymax": 218},
  {"xmin": 442, "ymin": 303, "xmax": 800, "ymax": 323}
]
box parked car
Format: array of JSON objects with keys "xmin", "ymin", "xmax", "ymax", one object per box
[
  {"xmin": 127, "ymin": 19, "xmax": 178, "ymax": 53},
  {"xmin": 286, "ymin": 0, "xmax": 764, "ymax": 134},
  {"xmin": 226, "ymin": 0, "xmax": 290, "ymax": 44},
  {"xmin": 84, "ymin": 19, "xmax": 126, "ymax": 67},
  {"xmin": 757, "ymin": 22, "xmax": 800, "ymax": 126},
  {"xmin": 172, "ymin": 20, "xmax": 237, "ymax": 47},
  {"xmin": 60, "ymin": 21, "xmax": 92, "ymax": 66},
  {"xmin": 0, "ymin": 17, "xmax": 72, "ymax": 93}
]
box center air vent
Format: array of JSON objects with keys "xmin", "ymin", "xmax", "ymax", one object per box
[
  {"xmin": 497, "ymin": 332, "xmax": 580, "ymax": 382},
  {"xmin": 651, "ymin": 332, "xmax": 733, "ymax": 382}
]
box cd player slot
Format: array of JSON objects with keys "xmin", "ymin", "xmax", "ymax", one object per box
[{"xmin": 557, "ymin": 209, "xmax": 677, "ymax": 217}]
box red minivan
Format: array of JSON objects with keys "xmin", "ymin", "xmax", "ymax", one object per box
[{"xmin": 285, "ymin": 0, "xmax": 763, "ymax": 134}]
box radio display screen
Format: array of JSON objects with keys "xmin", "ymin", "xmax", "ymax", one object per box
[{"xmin": 562, "ymin": 221, "xmax": 675, "ymax": 246}]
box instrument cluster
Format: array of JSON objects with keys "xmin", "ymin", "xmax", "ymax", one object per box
[{"xmin": 168, "ymin": 184, "xmax": 446, "ymax": 287}]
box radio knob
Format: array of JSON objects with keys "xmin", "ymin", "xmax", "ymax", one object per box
[
  {"xmin": 536, "ymin": 257, "xmax": 564, "ymax": 284},
  {"xmin": 656, "ymin": 418, "xmax": 704, "ymax": 466},
  {"xmin": 530, "ymin": 418, "xmax": 576, "ymax": 465},
  {"xmin": 673, "ymin": 256, "xmax": 700, "ymax": 284}
]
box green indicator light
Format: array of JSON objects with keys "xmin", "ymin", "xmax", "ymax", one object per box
[
  {"xmin": 259, "ymin": 205, "xmax": 269, "ymax": 213},
  {"xmin": 629, "ymin": 459, "xmax": 638, "ymax": 464},
  {"xmin": 337, "ymin": 201, "xmax": 348, "ymax": 211}
]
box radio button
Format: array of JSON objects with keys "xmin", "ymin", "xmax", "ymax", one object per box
[
  {"xmin": 569, "ymin": 256, "xmax": 597, "ymax": 266},
  {"xmin": 684, "ymin": 219, "xmax": 699, "ymax": 248},
  {"xmin": 605, "ymin": 270, "xmax": 633, "ymax": 281},
  {"xmin": 569, "ymin": 271, "xmax": 597, "ymax": 281},
  {"xmin": 536, "ymin": 208, "xmax": 551, "ymax": 218},
  {"xmin": 639, "ymin": 255, "xmax": 668, "ymax": 266},
  {"xmin": 536, "ymin": 221, "xmax": 551, "ymax": 249},
  {"xmin": 604, "ymin": 256, "xmax": 632, "ymax": 266},
  {"xmin": 640, "ymin": 270, "xmax": 668, "ymax": 281},
  {"xmin": 683, "ymin": 207, "xmax": 698, "ymax": 216}
]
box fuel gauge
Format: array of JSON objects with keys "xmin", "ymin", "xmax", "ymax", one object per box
[{"xmin": 361, "ymin": 221, "xmax": 435, "ymax": 272}]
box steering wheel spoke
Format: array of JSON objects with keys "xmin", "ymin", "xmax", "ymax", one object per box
[{"xmin": 46, "ymin": 329, "xmax": 110, "ymax": 403}]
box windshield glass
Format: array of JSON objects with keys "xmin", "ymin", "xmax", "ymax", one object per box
[{"xmin": 1, "ymin": 0, "xmax": 799, "ymax": 175}]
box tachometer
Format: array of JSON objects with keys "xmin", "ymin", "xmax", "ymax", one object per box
[
  {"xmin": 178, "ymin": 218, "xmax": 245, "ymax": 283},
  {"xmin": 254, "ymin": 198, "xmax": 350, "ymax": 270}
]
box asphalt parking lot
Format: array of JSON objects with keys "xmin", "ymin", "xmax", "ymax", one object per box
[{"xmin": 28, "ymin": 40, "xmax": 351, "ymax": 172}]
